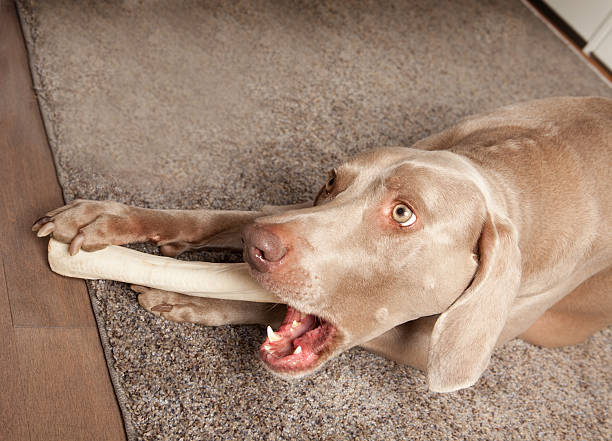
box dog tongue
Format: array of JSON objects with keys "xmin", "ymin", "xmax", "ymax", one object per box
[{"xmin": 278, "ymin": 306, "xmax": 316, "ymax": 338}]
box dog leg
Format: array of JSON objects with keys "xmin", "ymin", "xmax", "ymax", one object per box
[
  {"xmin": 520, "ymin": 266, "xmax": 612, "ymax": 347},
  {"xmin": 134, "ymin": 285, "xmax": 286, "ymax": 327},
  {"xmin": 33, "ymin": 199, "xmax": 311, "ymax": 256}
]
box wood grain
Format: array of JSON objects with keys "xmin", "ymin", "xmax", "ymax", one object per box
[
  {"xmin": 0, "ymin": 257, "xmax": 30, "ymax": 441},
  {"xmin": 0, "ymin": 2, "xmax": 127, "ymax": 440},
  {"xmin": 0, "ymin": 0, "xmax": 94, "ymax": 327},
  {"xmin": 15, "ymin": 327, "xmax": 126, "ymax": 441}
]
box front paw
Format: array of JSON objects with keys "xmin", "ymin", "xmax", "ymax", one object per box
[{"xmin": 32, "ymin": 199, "xmax": 132, "ymax": 255}]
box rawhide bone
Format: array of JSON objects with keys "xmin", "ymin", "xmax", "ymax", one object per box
[{"xmin": 47, "ymin": 238, "xmax": 277, "ymax": 303}]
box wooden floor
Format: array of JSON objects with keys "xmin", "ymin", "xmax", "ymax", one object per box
[{"xmin": 0, "ymin": 2, "xmax": 126, "ymax": 440}]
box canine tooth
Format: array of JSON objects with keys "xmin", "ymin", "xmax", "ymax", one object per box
[
  {"xmin": 264, "ymin": 345, "xmax": 272, "ymax": 351},
  {"xmin": 291, "ymin": 320, "xmax": 300, "ymax": 328},
  {"xmin": 267, "ymin": 326, "xmax": 282, "ymax": 342},
  {"xmin": 293, "ymin": 346, "xmax": 302, "ymax": 355}
]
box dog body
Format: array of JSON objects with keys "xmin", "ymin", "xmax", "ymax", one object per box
[
  {"xmin": 413, "ymin": 97, "xmax": 612, "ymax": 343},
  {"xmin": 34, "ymin": 97, "xmax": 612, "ymax": 392}
]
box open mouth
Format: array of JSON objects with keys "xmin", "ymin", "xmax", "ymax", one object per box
[{"xmin": 259, "ymin": 306, "xmax": 337, "ymax": 373}]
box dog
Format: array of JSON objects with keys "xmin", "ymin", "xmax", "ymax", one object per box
[{"xmin": 33, "ymin": 96, "xmax": 612, "ymax": 392}]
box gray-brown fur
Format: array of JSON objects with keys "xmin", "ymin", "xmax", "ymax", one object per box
[{"xmin": 35, "ymin": 97, "xmax": 612, "ymax": 393}]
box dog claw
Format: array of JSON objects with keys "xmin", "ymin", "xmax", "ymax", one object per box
[
  {"xmin": 32, "ymin": 216, "xmax": 52, "ymax": 232},
  {"xmin": 36, "ymin": 222, "xmax": 55, "ymax": 237},
  {"xmin": 151, "ymin": 303, "xmax": 173, "ymax": 312},
  {"xmin": 69, "ymin": 233, "xmax": 85, "ymax": 256}
]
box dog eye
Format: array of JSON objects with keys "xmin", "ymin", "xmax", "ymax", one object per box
[
  {"xmin": 392, "ymin": 204, "xmax": 416, "ymax": 226},
  {"xmin": 325, "ymin": 169, "xmax": 337, "ymax": 193}
]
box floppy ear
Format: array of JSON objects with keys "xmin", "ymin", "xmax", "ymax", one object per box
[{"xmin": 427, "ymin": 212, "xmax": 521, "ymax": 393}]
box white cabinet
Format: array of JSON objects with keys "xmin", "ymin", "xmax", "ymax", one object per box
[
  {"xmin": 545, "ymin": 0, "xmax": 612, "ymax": 40},
  {"xmin": 593, "ymin": 28, "xmax": 612, "ymax": 69},
  {"xmin": 545, "ymin": 0, "xmax": 612, "ymax": 70}
]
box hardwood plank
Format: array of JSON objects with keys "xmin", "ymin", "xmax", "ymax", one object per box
[
  {"xmin": 0, "ymin": 257, "xmax": 30, "ymax": 441},
  {"xmin": 15, "ymin": 327, "xmax": 126, "ymax": 441},
  {"xmin": 0, "ymin": 3, "xmax": 127, "ymax": 439},
  {"xmin": 0, "ymin": 0, "xmax": 94, "ymax": 326}
]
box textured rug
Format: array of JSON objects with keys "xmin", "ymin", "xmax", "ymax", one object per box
[{"xmin": 17, "ymin": 0, "xmax": 611, "ymax": 439}]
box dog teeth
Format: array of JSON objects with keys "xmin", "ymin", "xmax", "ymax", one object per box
[
  {"xmin": 267, "ymin": 326, "xmax": 282, "ymax": 342},
  {"xmin": 293, "ymin": 346, "xmax": 302, "ymax": 355},
  {"xmin": 264, "ymin": 345, "xmax": 272, "ymax": 351},
  {"xmin": 291, "ymin": 320, "xmax": 300, "ymax": 328},
  {"xmin": 300, "ymin": 312, "xmax": 307, "ymax": 320}
]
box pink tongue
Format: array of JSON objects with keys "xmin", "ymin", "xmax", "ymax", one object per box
[
  {"xmin": 259, "ymin": 307, "xmax": 338, "ymax": 371},
  {"xmin": 260, "ymin": 307, "xmax": 317, "ymax": 359},
  {"xmin": 276, "ymin": 307, "xmax": 316, "ymax": 339}
]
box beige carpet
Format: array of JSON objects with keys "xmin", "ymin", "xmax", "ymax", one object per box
[{"xmin": 17, "ymin": 0, "xmax": 611, "ymax": 439}]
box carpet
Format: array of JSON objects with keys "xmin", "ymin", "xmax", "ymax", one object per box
[{"xmin": 17, "ymin": 0, "xmax": 611, "ymax": 439}]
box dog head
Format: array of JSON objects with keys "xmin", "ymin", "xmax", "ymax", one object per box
[{"xmin": 243, "ymin": 147, "xmax": 521, "ymax": 392}]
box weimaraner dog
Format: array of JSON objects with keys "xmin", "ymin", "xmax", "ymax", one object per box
[{"xmin": 33, "ymin": 96, "xmax": 612, "ymax": 392}]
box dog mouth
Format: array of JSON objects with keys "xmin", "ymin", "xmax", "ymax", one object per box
[{"xmin": 259, "ymin": 306, "xmax": 338, "ymax": 374}]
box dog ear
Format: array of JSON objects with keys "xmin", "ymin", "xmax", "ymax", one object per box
[{"xmin": 427, "ymin": 212, "xmax": 521, "ymax": 392}]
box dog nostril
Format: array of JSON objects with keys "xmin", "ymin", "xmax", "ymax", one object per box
[
  {"xmin": 252, "ymin": 246, "xmax": 265, "ymax": 261},
  {"xmin": 252, "ymin": 243, "xmax": 286, "ymax": 263},
  {"xmin": 260, "ymin": 239, "xmax": 286, "ymax": 262},
  {"xmin": 242, "ymin": 224, "xmax": 287, "ymax": 270}
]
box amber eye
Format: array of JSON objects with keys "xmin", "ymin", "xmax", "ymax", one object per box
[
  {"xmin": 325, "ymin": 169, "xmax": 337, "ymax": 193},
  {"xmin": 392, "ymin": 204, "xmax": 416, "ymax": 226}
]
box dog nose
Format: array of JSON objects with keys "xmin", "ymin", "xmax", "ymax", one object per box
[{"xmin": 242, "ymin": 224, "xmax": 287, "ymax": 272}]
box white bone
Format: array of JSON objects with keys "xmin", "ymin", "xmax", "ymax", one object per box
[{"xmin": 47, "ymin": 238, "xmax": 277, "ymax": 303}]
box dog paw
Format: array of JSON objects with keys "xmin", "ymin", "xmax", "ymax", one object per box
[
  {"xmin": 32, "ymin": 200, "xmax": 132, "ymax": 255},
  {"xmin": 134, "ymin": 285, "xmax": 228, "ymax": 325}
]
